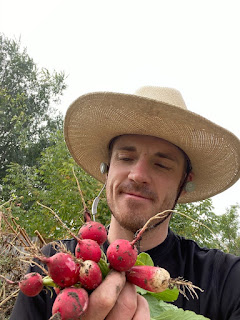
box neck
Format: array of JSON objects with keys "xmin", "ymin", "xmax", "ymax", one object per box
[{"xmin": 107, "ymin": 215, "xmax": 171, "ymax": 251}]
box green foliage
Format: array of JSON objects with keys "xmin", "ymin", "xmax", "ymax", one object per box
[
  {"xmin": 172, "ymin": 200, "xmax": 220, "ymax": 248},
  {"xmin": 0, "ymin": 34, "xmax": 66, "ymax": 179},
  {"xmin": 218, "ymin": 205, "xmax": 240, "ymax": 255},
  {"xmin": 2, "ymin": 131, "xmax": 111, "ymax": 240},
  {"xmin": 172, "ymin": 201, "xmax": 240, "ymax": 254}
]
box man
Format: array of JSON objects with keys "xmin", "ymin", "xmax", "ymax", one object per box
[{"xmin": 11, "ymin": 86, "xmax": 240, "ymax": 320}]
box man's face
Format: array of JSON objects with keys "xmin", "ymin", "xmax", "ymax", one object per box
[{"xmin": 106, "ymin": 134, "xmax": 186, "ymax": 233}]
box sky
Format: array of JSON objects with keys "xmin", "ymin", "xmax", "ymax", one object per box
[{"xmin": 1, "ymin": 0, "xmax": 239, "ymax": 215}]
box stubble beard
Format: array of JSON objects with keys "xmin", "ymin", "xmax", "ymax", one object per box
[{"xmin": 107, "ymin": 192, "xmax": 177, "ymax": 234}]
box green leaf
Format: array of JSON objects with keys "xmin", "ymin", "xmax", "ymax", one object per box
[
  {"xmin": 98, "ymin": 258, "xmax": 110, "ymax": 279},
  {"xmin": 144, "ymin": 295, "xmax": 178, "ymax": 318},
  {"xmin": 149, "ymin": 287, "xmax": 179, "ymax": 302},
  {"xmin": 136, "ymin": 286, "xmax": 148, "ymax": 295},
  {"xmin": 42, "ymin": 276, "xmax": 56, "ymax": 287},
  {"xmin": 136, "ymin": 286, "xmax": 179, "ymax": 302},
  {"xmin": 135, "ymin": 252, "xmax": 154, "ymax": 266},
  {"xmin": 152, "ymin": 308, "xmax": 210, "ymax": 320},
  {"xmin": 142, "ymin": 297, "xmax": 210, "ymax": 320}
]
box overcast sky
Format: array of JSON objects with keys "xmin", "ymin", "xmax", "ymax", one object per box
[{"xmin": 1, "ymin": 0, "xmax": 239, "ymax": 215}]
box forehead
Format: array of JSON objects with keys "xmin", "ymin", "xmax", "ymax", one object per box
[{"xmin": 110, "ymin": 134, "xmax": 183, "ymax": 157}]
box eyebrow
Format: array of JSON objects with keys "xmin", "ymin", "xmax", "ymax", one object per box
[
  {"xmin": 114, "ymin": 146, "xmax": 179, "ymax": 163},
  {"xmin": 115, "ymin": 146, "xmax": 136, "ymax": 152}
]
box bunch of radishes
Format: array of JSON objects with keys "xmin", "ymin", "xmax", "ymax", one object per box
[
  {"xmin": 2, "ymin": 205, "xmax": 201, "ymax": 320},
  {"xmin": 41, "ymin": 220, "xmax": 108, "ymax": 319},
  {"xmin": 5, "ymin": 216, "xmax": 179, "ymax": 320}
]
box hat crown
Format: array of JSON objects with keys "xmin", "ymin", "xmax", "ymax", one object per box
[{"xmin": 135, "ymin": 86, "xmax": 187, "ymax": 110}]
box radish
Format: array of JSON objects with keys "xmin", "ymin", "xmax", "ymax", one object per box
[
  {"xmin": 79, "ymin": 260, "xmax": 102, "ymax": 290},
  {"xmin": 0, "ymin": 273, "xmax": 43, "ymax": 297},
  {"xmin": 106, "ymin": 239, "xmax": 138, "ymax": 272},
  {"xmin": 38, "ymin": 252, "xmax": 80, "ymax": 288},
  {"xmin": 36, "ymin": 202, "xmax": 102, "ymax": 262},
  {"xmin": 126, "ymin": 265, "xmax": 170, "ymax": 292},
  {"xmin": 54, "ymin": 287, "xmax": 61, "ymax": 295},
  {"xmin": 19, "ymin": 272, "xmax": 43, "ymax": 297},
  {"xmin": 52, "ymin": 287, "xmax": 89, "ymax": 320},
  {"xmin": 75, "ymin": 238, "xmax": 102, "ymax": 263},
  {"xmin": 78, "ymin": 221, "xmax": 107, "ymax": 245}
]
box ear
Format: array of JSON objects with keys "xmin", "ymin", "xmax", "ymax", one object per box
[
  {"xmin": 100, "ymin": 162, "xmax": 109, "ymax": 174},
  {"xmin": 181, "ymin": 172, "xmax": 195, "ymax": 196}
]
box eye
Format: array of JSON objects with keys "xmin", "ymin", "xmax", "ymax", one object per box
[
  {"xmin": 155, "ymin": 163, "xmax": 170, "ymax": 170},
  {"xmin": 117, "ymin": 152, "xmax": 135, "ymax": 162},
  {"xmin": 119, "ymin": 157, "xmax": 133, "ymax": 162}
]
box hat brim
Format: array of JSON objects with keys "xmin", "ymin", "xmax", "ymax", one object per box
[{"xmin": 64, "ymin": 92, "xmax": 240, "ymax": 203}]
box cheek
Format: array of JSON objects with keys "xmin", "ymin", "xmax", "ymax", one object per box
[
  {"xmin": 107, "ymin": 165, "xmax": 126, "ymax": 187},
  {"xmin": 106, "ymin": 169, "xmax": 118, "ymax": 198},
  {"xmin": 155, "ymin": 175, "xmax": 181, "ymax": 198}
]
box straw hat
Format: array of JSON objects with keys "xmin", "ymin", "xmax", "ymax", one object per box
[{"xmin": 64, "ymin": 86, "xmax": 240, "ymax": 203}]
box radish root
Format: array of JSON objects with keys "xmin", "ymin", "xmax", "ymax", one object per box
[
  {"xmin": 132, "ymin": 209, "xmax": 227, "ymax": 251},
  {"xmin": 169, "ymin": 277, "xmax": 204, "ymax": 300}
]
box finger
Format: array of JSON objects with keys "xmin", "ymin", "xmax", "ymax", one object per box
[
  {"xmin": 82, "ymin": 270, "xmax": 126, "ymax": 320},
  {"xmin": 132, "ymin": 294, "xmax": 150, "ymax": 320},
  {"xmin": 105, "ymin": 282, "xmax": 138, "ymax": 320}
]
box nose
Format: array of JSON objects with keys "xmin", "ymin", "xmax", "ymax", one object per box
[{"xmin": 128, "ymin": 158, "xmax": 151, "ymax": 184}]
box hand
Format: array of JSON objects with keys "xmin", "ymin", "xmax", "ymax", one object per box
[
  {"xmin": 105, "ymin": 281, "xmax": 150, "ymax": 320},
  {"xmin": 82, "ymin": 270, "xmax": 150, "ymax": 320}
]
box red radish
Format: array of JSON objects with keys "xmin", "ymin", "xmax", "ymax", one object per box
[
  {"xmin": 0, "ymin": 273, "xmax": 43, "ymax": 297},
  {"xmin": 78, "ymin": 221, "xmax": 107, "ymax": 245},
  {"xmin": 52, "ymin": 287, "xmax": 89, "ymax": 320},
  {"xmin": 19, "ymin": 272, "xmax": 43, "ymax": 297},
  {"xmin": 38, "ymin": 252, "xmax": 80, "ymax": 288},
  {"xmin": 106, "ymin": 239, "xmax": 138, "ymax": 272},
  {"xmin": 79, "ymin": 260, "xmax": 102, "ymax": 290},
  {"xmin": 126, "ymin": 265, "xmax": 170, "ymax": 292},
  {"xmin": 75, "ymin": 238, "xmax": 102, "ymax": 263},
  {"xmin": 54, "ymin": 287, "xmax": 61, "ymax": 295}
]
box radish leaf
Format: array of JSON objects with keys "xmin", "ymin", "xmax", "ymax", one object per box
[
  {"xmin": 135, "ymin": 252, "xmax": 154, "ymax": 266},
  {"xmin": 143, "ymin": 296, "xmax": 210, "ymax": 320},
  {"xmin": 136, "ymin": 286, "xmax": 179, "ymax": 302},
  {"xmin": 152, "ymin": 308, "xmax": 210, "ymax": 320}
]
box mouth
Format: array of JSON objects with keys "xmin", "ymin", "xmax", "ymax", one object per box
[{"xmin": 121, "ymin": 191, "xmax": 153, "ymax": 202}]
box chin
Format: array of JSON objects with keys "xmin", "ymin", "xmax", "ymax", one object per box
[{"xmin": 113, "ymin": 211, "xmax": 151, "ymax": 233}]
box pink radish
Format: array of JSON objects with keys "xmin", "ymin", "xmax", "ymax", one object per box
[
  {"xmin": 52, "ymin": 287, "xmax": 89, "ymax": 320},
  {"xmin": 19, "ymin": 272, "xmax": 43, "ymax": 297},
  {"xmin": 126, "ymin": 265, "xmax": 170, "ymax": 292},
  {"xmin": 79, "ymin": 260, "xmax": 102, "ymax": 290},
  {"xmin": 54, "ymin": 287, "xmax": 61, "ymax": 295},
  {"xmin": 75, "ymin": 238, "xmax": 102, "ymax": 263},
  {"xmin": 106, "ymin": 239, "xmax": 138, "ymax": 272},
  {"xmin": 0, "ymin": 273, "xmax": 43, "ymax": 297},
  {"xmin": 38, "ymin": 252, "xmax": 80, "ymax": 288},
  {"xmin": 78, "ymin": 221, "xmax": 107, "ymax": 245}
]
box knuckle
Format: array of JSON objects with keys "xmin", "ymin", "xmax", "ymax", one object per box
[
  {"xmin": 138, "ymin": 294, "xmax": 149, "ymax": 309},
  {"xmin": 120, "ymin": 295, "xmax": 138, "ymax": 313},
  {"xmin": 95, "ymin": 290, "xmax": 119, "ymax": 309},
  {"xmin": 118, "ymin": 283, "xmax": 138, "ymax": 313},
  {"xmin": 137, "ymin": 293, "xmax": 150, "ymax": 313}
]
